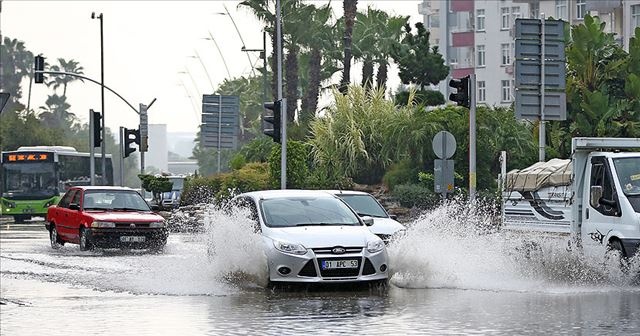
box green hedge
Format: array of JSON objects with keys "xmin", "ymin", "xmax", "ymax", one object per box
[
  {"xmin": 180, "ymin": 162, "xmax": 270, "ymax": 206},
  {"xmin": 394, "ymin": 89, "xmax": 445, "ymax": 107},
  {"xmin": 391, "ymin": 183, "xmax": 439, "ymax": 209}
]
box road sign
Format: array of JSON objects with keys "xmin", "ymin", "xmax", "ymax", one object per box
[
  {"xmin": 516, "ymin": 89, "xmax": 566, "ymax": 120},
  {"xmin": 515, "ymin": 60, "xmax": 566, "ymax": 88},
  {"xmin": 201, "ymin": 94, "xmax": 240, "ymax": 150},
  {"xmin": 434, "ymin": 159, "xmax": 454, "ymax": 195},
  {"xmin": 515, "ymin": 19, "xmax": 564, "ymax": 41},
  {"xmin": 432, "ymin": 131, "xmax": 456, "ymax": 159}
]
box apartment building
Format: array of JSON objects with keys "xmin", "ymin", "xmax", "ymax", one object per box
[{"xmin": 419, "ymin": 0, "xmax": 640, "ymax": 107}]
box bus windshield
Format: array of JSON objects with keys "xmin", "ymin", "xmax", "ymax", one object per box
[{"xmin": 2, "ymin": 162, "xmax": 58, "ymax": 200}]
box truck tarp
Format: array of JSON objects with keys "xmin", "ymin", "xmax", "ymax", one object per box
[{"xmin": 505, "ymin": 158, "xmax": 572, "ymax": 192}]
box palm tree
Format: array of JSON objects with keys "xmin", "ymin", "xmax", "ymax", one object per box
[
  {"xmin": 339, "ymin": 0, "xmax": 358, "ymax": 94},
  {"xmin": 38, "ymin": 94, "xmax": 74, "ymax": 130},
  {"xmin": 375, "ymin": 15, "xmax": 408, "ymax": 90},
  {"xmin": 352, "ymin": 7, "xmax": 380, "ymax": 90},
  {"xmin": 46, "ymin": 58, "xmax": 84, "ymax": 97},
  {"xmin": 1, "ymin": 37, "xmax": 33, "ymax": 112}
]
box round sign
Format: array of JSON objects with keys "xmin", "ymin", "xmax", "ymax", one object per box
[{"xmin": 432, "ymin": 131, "xmax": 456, "ymax": 159}]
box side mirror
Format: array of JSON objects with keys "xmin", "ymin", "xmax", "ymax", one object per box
[
  {"xmin": 590, "ymin": 186, "xmax": 603, "ymax": 208},
  {"xmin": 150, "ymin": 204, "xmax": 160, "ymax": 211},
  {"xmin": 361, "ymin": 216, "xmax": 374, "ymax": 226},
  {"xmin": 389, "ymin": 214, "xmax": 398, "ymax": 220},
  {"xmin": 69, "ymin": 203, "xmax": 80, "ymax": 211}
]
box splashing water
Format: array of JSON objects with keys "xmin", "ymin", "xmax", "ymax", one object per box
[
  {"xmin": 203, "ymin": 204, "xmax": 269, "ymax": 288},
  {"xmin": 387, "ymin": 199, "xmax": 640, "ymax": 292}
]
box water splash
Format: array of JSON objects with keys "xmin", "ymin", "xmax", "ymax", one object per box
[{"xmin": 387, "ymin": 199, "xmax": 639, "ymax": 292}]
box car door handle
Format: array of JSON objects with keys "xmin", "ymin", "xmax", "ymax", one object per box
[{"xmin": 586, "ymin": 208, "xmax": 589, "ymax": 219}]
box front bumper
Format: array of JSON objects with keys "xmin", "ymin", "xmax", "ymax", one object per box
[
  {"xmin": 621, "ymin": 238, "xmax": 640, "ymax": 258},
  {"xmin": 88, "ymin": 228, "xmax": 168, "ymax": 249},
  {"xmin": 266, "ymin": 246, "xmax": 388, "ymax": 283}
]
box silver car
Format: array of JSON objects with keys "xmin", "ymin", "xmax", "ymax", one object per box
[
  {"xmin": 324, "ymin": 190, "xmax": 405, "ymax": 243},
  {"xmin": 232, "ymin": 190, "xmax": 389, "ymax": 284}
]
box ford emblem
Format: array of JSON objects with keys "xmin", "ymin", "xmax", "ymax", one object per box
[
  {"xmin": 332, "ymin": 247, "xmax": 346, "ymax": 254},
  {"xmin": 130, "ymin": 223, "xmax": 136, "ymax": 228}
]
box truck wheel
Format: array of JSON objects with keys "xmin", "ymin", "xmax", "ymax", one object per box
[
  {"xmin": 606, "ymin": 239, "xmax": 629, "ymax": 272},
  {"xmin": 79, "ymin": 228, "xmax": 93, "ymax": 251},
  {"xmin": 607, "ymin": 239, "xmax": 626, "ymax": 258},
  {"xmin": 50, "ymin": 225, "xmax": 63, "ymax": 249}
]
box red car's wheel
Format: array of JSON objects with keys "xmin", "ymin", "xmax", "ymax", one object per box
[{"xmin": 50, "ymin": 224, "xmax": 63, "ymax": 249}]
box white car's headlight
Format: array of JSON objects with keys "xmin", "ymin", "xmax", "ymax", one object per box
[
  {"xmin": 367, "ymin": 239, "xmax": 385, "ymax": 253},
  {"xmin": 273, "ymin": 240, "xmax": 307, "ymax": 255},
  {"xmin": 149, "ymin": 221, "xmax": 166, "ymax": 228},
  {"xmin": 91, "ymin": 221, "xmax": 115, "ymax": 228}
]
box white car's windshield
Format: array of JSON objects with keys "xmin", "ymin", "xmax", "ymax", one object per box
[
  {"xmin": 261, "ymin": 197, "xmax": 361, "ymax": 228},
  {"xmin": 84, "ymin": 190, "xmax": 150, "ymax": 211},
  {"xmin": 338, "ymin": 194, "xmax": 388, "ymax": 218}
]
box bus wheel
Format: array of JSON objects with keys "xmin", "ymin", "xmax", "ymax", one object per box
[
  {"xmin": 14, "ymin": 215, "xmax": 30, "ymax": 224},
  {"xmin": 50, "ymin": 225, "xmax": 63, "ymax": 249},
  {"xmin": 79, "ymin": 228, "xmax": 93, "ymax": 251}
]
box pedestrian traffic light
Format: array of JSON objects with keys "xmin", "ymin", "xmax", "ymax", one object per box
[
  {"xmin": 34, "ymin": 55, "xmax": 45, "ymax": 84},
  {"xmin": 123, "ymin": 128, "xmax": 140, "ymax": 158},
  {"xmin": 263, "ymin": 100, "xmax": 282, "ymax": 144},
  {"xmin": 449, "ymin": 75, "xmax": 470, "ymax": 108},
  {"xmin": 92, "ymin": 110, "xmax": 102, "ymax": 147}
]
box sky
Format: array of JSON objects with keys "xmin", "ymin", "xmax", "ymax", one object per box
[{"xmin": 2, "ymin": 0, "xmax": 423, "ymax": 134}]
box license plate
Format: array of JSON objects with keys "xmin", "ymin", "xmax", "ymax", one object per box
[
  {"xmin": 120, "ymin": 236, "xmax": 145, "ymax": 243},
  {"xmin": 321, "ymin": 259, "xmax": 359, "ymax": 270},
  {"xmin": 22, "ymin": 208, "xmax": 34, "ymax": 214}
]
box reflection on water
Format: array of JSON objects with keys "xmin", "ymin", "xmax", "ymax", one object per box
[{"xmin": 2, "ymin": 201, "xmax": 640, "ymax": 335}]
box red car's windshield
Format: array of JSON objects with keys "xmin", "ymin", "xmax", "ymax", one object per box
[{"xmin": 83, "ymin": 190, "xmax": 150, "ymax": 211}]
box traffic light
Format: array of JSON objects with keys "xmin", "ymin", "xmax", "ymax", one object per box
[
  {"xmin": 123, "ymin": 128, "xmax": 140, "ymax": 158},
  {"xmin": 92, "ymin": 110, "xmax": 102, "ymax": 147},
  {"xmin": 449, "ymin": 75, "xmax": 470, "ymax": 108},
  {"xmin": 263, "ymin": 100, "xmax": 282, "ymax": 144},
  {"xmin": 34, "ymin": 55, "xmax": 45, "ymax": 84}
]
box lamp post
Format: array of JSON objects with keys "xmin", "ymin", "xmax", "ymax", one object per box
[
  {"xmin": 91, "ymin": 11, "xmax": 106, "ymax": 185},
  {"xmin": 203, "ymin": 32, "xmax": 232, "ymax": 79},
  {"xmin": 241, "ymin": 30, "xmax": 268, "ymax": 114},
  {"xmin": 216, "ymin": 5, "xmax": 256, "ymax": 76},
  {"xmin": 178, "ymin": 69, "xmax": 202, "ymax": 98},
  {"xmin": 187, "ymin": 51, "xmax": 215, "ymax": 92}
]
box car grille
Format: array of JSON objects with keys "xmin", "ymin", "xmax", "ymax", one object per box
[
  {"xmin": 317, "ymin": 257, "xmax": 361, "ymax": 277},
  {"xmin": 312, "ymin": 247, "xmax": 362, "ymax": 254},
  {"xmin": 114, "ymin": 222, "xmax": 151, "ymax": 228}
]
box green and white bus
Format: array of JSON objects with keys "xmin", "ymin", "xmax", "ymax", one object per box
[{"xmin": 1, "ymin": 146, "xmax": 113, "ymax": 223}]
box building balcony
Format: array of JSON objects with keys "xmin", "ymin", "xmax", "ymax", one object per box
[
  {"xmin": 586, "ymin": 0, "xmax": 622, "ymax": 13},
  {"xmin": 451, "ymin": 67, "xmax": 474, "ymax": 78},
  {"xmin": 451, "ymin": 31, "xmax": 474, "ymax": 47},
  {"xmin": 451, "ymin": 0, "xmax": 473, "ymax": 12}
]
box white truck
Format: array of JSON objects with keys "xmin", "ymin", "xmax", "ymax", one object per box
[{"xmin": 502, "ymin": 137, "xmax": 640, "ymax": 259}]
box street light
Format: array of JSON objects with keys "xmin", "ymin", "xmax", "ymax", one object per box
[
  {"xmin": 215, "ymin": 4, "xmax": 256, "ymax": 76},
  {"xmin": 202, "ymin": 32, "xmax": 232, "ymax": 79},
  {"xmin": 187, "ymin": 50, "xmax": 215, "ymax": 92},
  {"xmin": 242, "ymin": 31, "xmax": 268, "ymax": 117},
  {"xmin": 91, "ymin": 11, "xmax": 106, "ymax": 185},
  {"xmin": 178, "ymin": 69, "xmax": 202, "ymax": 98}
]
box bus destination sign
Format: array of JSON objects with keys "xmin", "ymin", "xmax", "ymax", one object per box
[{"xmin": 2, "ymin": 152, "xmax": 54, "ymax": 163}]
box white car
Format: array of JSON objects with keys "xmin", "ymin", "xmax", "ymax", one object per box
[
  {"xmin": 324, "ymin": 190, "xmax": 405, "ymax": 243},
  {"xmin": 231, "ymin": 190, "xmax": 389, "ymax": 284}
]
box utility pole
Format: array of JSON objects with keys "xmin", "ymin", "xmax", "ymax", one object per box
[
  {"xmin": 276, "ymin": 0, "xmax": 286, "ymax": 189},
  {"xmin": 469, "ymin": 74, "xmax": 477, "ymax": 201},
  {"xmin": 119, "ymin": 126, "xmax": 124, "ymax": 186}
]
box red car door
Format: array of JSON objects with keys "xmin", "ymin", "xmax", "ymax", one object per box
[
  {"xmin": 55, "ymin": 189, "xmax": 77, "ymax": 240},
  {"xmin": 66, "ymin": 190, "xmax": 84, "ymax": 242}
]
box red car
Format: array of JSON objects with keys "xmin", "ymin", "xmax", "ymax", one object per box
[{"xmin": 46, "ymin": 186, "xmax": 168, "ymax": 251}]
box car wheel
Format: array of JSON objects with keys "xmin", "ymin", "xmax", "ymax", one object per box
[
  {"xmin": 79, "ymin": 228, "xmax": 93, "ymax": 251},
  {"xmin": 606, "ymin": 239, "xmax": 628, "ymax": 271},
  {"xmin": 50, "ymin": 225, "xmax": 63, "ymax": 249}
]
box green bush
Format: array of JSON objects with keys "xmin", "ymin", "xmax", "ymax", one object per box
[
  {"xmin": 180, "ymin": 162, "xmax": 270, "ymax": 206},
  {"xmin": 391, "ymin": 183, "xmax": 439, "ymax": 208},
  {"xmin": 383, "ymin": 160, "xmax": 419, "ymax": 190},
  {"xmin": 394, "ymin": 89, "xmax": 445, "ymax": 107},
  {"xmin": 268, "ymin": 140, "xmax": 311, "ymax": 189}
]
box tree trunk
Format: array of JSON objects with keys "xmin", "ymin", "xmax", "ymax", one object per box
[
  {"xmin": 285, "ymin": 47, "xmax": 298, "ymax": 123},
  {"xmin": 376, "ymin": 62, "xmax": 388, "ymax": 91},
  {"xmin": 340, "ymin": 0, "xmax": 358, "ymax": 94},
  {"xmin": 301, "ymin": 48, "xmax": 322, "ymax": 127},
  {"xmin": 361, "ymin": 61, "xmax": 374, "ymax": 90}
]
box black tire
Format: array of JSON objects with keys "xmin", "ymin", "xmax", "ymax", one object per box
[
  {"xmin": 608, "ymin": 239, "xmax": 626, "ymax": 258},
  {"xmin": 606, "ymin": 239, "xmax": 629, "ymax": 272},
  {"xmin": 79, "ymin": 228, "xmax": 93, "ymax": 251},
  {"xmin": 50, "ymin": 224, "xmax": 63, "ymax": 249}
]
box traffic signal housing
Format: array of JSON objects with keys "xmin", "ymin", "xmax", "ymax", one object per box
[
  {"xmin": 92, "ymin": 110, "xmax": 102, "ymax": 147},
  {"xmin": 263, "ymin": 100, "xmax": 282, "ymax": 144},
  {"xmin": 449, "ymin": 75, "xmax": 470, "ymax": 108},
  {"xmin": 34, "ymin": 55, "xmax": 45, "ymax": 84},
  {"xmin": 123, "ymin": 128, "xmax": 140, "ymax": 158}
]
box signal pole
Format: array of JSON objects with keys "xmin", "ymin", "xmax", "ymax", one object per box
[
  {"xmin": 276, "ymin": 0, "xmax": 286, "ymax": 189},
  {"xmin": 90, "ymin": 109, "xmax": 96, "ymax": 186},
  {"xmin": 469, "ymin": 74, "xmax": 477, "ymax": 201}
]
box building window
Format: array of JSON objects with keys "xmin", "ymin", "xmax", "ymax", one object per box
[
  {"xmin": 501, "ymin": 43, "xmax": 511, "ymax": 65},
  {"xmin": 530, "ymin": 3, "xmax": 540, "ymax": 19},
  {"xmin": 555, "ymin": 0, "xmax": 568, "ymax": 21},
  {"xmin": 477, "ymin": 45, "xmax": 485, "ymax": 67},
  {"xmin": 476, "ymin": 9, "xmax": 485, "ymax": 31},
  {"xmin": 633, "ymin": 5, "xmax": 640, "ymax": 29},
  {"xmin": 511, "ymin": 6, "xmax": 521, "ymax": 23},
  {"xmin": 576, "ymin": 0, "xmax": 586, "ymax": 20},
  {"xmin": 501, "ymin": 80, "xmax": 511, "ymax": 102},
  {"xmin": 501, "ymin": 7, "xmax": 510, "ymax": 30},
  {"xmin": 428, "ymin": 10, "xmax": 440, "ymax": 28},
  {"xmin": 478, "ymin": 81, "xmax": 486, "ymax": 103}
]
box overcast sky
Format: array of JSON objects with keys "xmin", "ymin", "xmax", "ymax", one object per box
[{"xmin": 3, "ymin": 0, "xmax": 422, "ymax": 133}]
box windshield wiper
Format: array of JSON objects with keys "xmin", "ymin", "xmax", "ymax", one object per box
[
  {"xmin": 112, "ymin": 207, "xmax": 146, "ymax": 211},
  {"xmin": 294, "ymin": 222, "xmax": 358, "ymax": 226},
  {"xmin": 356, "ymin": 212, "xmax": 386, "ymax": 218},
  {"xmin": 84, "ymin": 207, "xmax": 107, "ymax": 211}
]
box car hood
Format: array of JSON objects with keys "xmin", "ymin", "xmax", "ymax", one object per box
[
  {"xmin": 264, "ymin": 225, "xmax": 378, "ymax": 248},
  {"xmin": 369, "ymin": 217, "xmax": 405, "ymax": 235},
  {"xmin": 88, "ymin": 211, "xmax": 164, "ymax": 222}
]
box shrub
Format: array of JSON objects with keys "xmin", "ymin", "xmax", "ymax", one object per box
[
  {"xmin": 268, "ymin": 140, "xmax": 311, "ymax": 189},
  {"xmin": 383, "ymin": 160, "xmax": 419, "ymax": 190},
  {"xmin": 394, "ymin": 89, "xmax": 444, "ymax": 107},
  {"xmin": 391, "ymin": 183, "xmax": 439, "ymax": 208}
]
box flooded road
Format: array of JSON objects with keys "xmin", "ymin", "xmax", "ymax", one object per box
[{"xmin": 2, "ymin": 205, "xmax": 640, "ymax": 335}]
